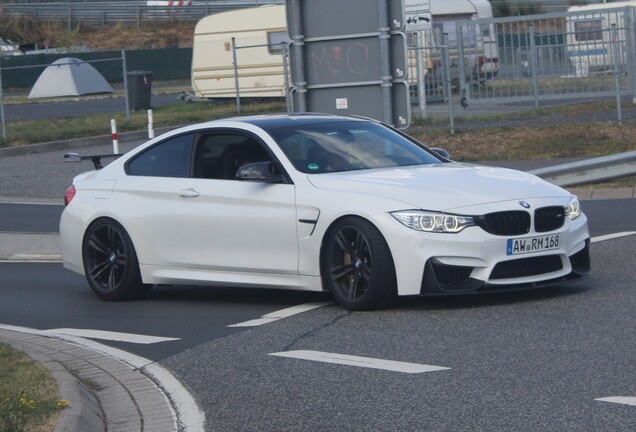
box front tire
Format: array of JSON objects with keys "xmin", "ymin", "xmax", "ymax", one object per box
[
  {"xmin": 323, "ymin": 217, "xmax": 397, "ymax": 311},
  {"xmin": 82, "ymin": 218, "xmax": 151, "ymax": 301}
]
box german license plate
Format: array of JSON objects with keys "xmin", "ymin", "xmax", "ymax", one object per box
[{"xmin": 507, "ymin": 234, "xmax": 560, "ymax": 256}]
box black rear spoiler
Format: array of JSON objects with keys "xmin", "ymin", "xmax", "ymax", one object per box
[{"xmin": 64, "ymin": 152, "xmax": 123, "ymax": 170}]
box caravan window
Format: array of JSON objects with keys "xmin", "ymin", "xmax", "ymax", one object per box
[
  {"xmin": 574, "ymin": 20, "xmax": 603, "ymax": 42},
  {"xmin": 433, "ymin": 17, "xmax": 479, "ymax": 48},
  {"xmin": 267, "ymin": 31, "xmax": 288, "ymax": 54}
]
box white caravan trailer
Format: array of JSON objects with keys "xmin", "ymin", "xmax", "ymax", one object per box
[
  {"xmin": 566, "ymin": 1, "xmax": 635, "ymax": 76},
  {"xmin": 191, "ymin": 1, "xmax": 498, "ymax": 99},
  {"xmin": 191, "ymin": 5, "xmax": 287, "ymax": 98}
]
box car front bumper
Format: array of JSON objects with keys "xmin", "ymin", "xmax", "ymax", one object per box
[{"xmin": 379, "ymin": 208, "xmax": 590, "ymax": 297}]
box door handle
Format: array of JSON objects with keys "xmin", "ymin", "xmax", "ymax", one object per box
[{"xmin": 179, "ymin": 188, "xmax": 200, "ymax": 198}]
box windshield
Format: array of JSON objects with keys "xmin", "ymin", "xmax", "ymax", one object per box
[{"xmin": 270, "ymin": 121, "xmax": 443, "ymax": 174}]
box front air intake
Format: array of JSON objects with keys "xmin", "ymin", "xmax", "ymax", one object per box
[{"xmin": 490, "ymin": 255, "xmax": 563, "ymax": 280}]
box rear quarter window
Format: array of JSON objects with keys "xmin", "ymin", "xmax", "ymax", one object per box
[{"xmin": 127, "ymin": 133, "xmax": 194, "ymax": 177}]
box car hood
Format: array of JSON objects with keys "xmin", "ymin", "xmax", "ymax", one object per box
[{"xmin": 306, "ymin": 163, "xmax": 568, "ymax": 212}]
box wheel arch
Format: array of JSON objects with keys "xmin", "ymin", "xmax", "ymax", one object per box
[
  {"xmin": 319, "ymin": 214, "xmax": 367, "ymax": 276},
  {"xmin": 81, "ymin": 214, "xmax": 148, "ymax": 272},
  {"xmin": 81, "ymin": 215, "xmax": 149, "ymax": 301},
  {"xmin": 319, "ymin": 212, "xmax": 401, "ymax": 270},
  {"xmin": 319, "ymin": 214, "xmax": 398, "ymax": 310},
  {"xmin": 82, "ymin": 215, "xmax": 134, "ymax": 252}
]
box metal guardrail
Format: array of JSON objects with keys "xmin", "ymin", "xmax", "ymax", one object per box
[
  {"xmin": 1, "ymin": 1, "xmax": 283, "ymax": 24},
  {"xmin": 529, "ymin": 151, "xmax": 636, "ymax": 187}
]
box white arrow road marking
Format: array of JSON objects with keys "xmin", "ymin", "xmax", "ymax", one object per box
[
  {"xmin": 595, "ymin": 397, "xmax": 636, "ymax": 407},
  {"xmin": 591, "ymin": 231, "xmax": 636, "ymax": 243},
  {"xmin": 269, "ymin": 350, "xmax": 451, "ymax": 374},
  {"xmin": 42, "ymin": 328, "xmax": 180, "ymax": 344},
  {"xmin": 228, "ymin": 301, "xmax": 333, "ymax": 327}
]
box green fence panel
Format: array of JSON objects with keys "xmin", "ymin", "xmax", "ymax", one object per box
[
  {"xmin": 0, "ymin": 47, "xmax": 193, "ymax": 89},
  {"xmin": 126, "ymin": 48, "xmax": 192, "ymax": 80}
]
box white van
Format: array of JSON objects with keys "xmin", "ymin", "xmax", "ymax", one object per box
[
  {"xmin": 191, "ymin": 1, "xmax": 499, "ymax": 99},
  {"xmin": 566, "ymin": 1, "xmax": 635, "ymax": 76}
]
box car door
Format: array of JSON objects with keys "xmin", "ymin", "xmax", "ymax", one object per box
[
  {"xmin": 118, "ymin": 132, "xmax": 197, "ymax": 266},
  {"xmin": 169, "ymin": 130, "xmax": 299, "ymax": 275}
]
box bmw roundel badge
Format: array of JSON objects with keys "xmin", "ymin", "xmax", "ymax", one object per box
[{"xmin": 519, "ymin": 201, "xmax": 531, "ymax": 209}]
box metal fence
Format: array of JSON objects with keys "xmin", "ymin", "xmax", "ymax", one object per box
[
  {"xmin": 455, "ymin": 7, "xmax": 635, "ymax": 114},
  {"xmin": 3, "ymin": 5, "xmax": 636, "ymax": 145},
  {"xmin": 1, "ymin": 0, "xmax": 283, "ymax": 27},
  {"xmin": 407, "ymin": 43, "xmax": 456, "ymax": 130},
  {"xmin": 0, "ymin": 53, "xmax": 130, "ymax": 143},
  {"xmin": 399, "ymin": 5, "xmax": 636, "ymax": 131}
]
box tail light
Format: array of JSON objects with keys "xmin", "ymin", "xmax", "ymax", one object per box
[{"xmin": 64, "ymin": 185, "xmax": 76, "ymax": 206}]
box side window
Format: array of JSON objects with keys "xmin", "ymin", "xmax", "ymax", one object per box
[
  {"xmin": 194, "ymin": 132, "xmax": 272, "ymax": 180},
  {"xmin": 127, "ymin": 133, "xmax": 194, "ymax": 178},
  {"xmin": 575, "ymin": 20, "xmax": 603, "ymax": 42}
]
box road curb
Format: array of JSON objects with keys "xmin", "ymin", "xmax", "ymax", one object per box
[
  {"xmin": 0, "ymin": 327, "xmax": 180, "ymax": 432},
  {"xmin": 0, "ymin": 329, "xmax": 104, "ymax": 432}
]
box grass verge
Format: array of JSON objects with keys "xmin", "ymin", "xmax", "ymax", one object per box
[
  {"xmin": 0, "ymin": 342, "xmax": 69, "ymax": 432},
  {"xmin": 1, "ymin": 98, "xmax": 635, "ymax": 186},
  {"xmin": 1, "ymin": 100, "xmax": 285, "ymax": 147},
  {"xmin": 412, "ymin": 120, "xmax": 636, "ymax": 161}
]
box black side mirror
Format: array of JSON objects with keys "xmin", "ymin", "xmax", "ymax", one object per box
[{"xmin": 236, "ymin": 161, "xmax": 283, "ymax": 183}]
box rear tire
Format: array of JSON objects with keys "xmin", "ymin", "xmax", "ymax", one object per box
[
  {"xmin": 322, "ymin": 217, "xmax": 396, "ymax": 311},
  {"xmin": 82, "ymin": 218, "xmax": 151, "ymax": 301}
]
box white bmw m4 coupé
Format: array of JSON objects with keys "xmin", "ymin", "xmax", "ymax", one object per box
[{"xmin": 60, "ymin": 114, "xmax": 590, "ymax": 310}]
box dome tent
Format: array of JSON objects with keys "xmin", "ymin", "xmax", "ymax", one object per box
[{"xmin": 28, "ymin": 57, "xmax": 114, "ymax": 98}]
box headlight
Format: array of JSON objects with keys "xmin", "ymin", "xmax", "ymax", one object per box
[
  {"xmin": 391, "ymin": 210, "xmax": 475, "ymax": 233},
  {"xmin": 565, "ymin": 197, "xmax": 581, "ymax": 220}
]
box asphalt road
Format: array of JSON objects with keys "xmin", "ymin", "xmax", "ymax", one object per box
[
  {"xmin": 0, "ymin": 262, "xmax": 330, "ymax": 361},
  {"xmin": 163, "ymin": 236, "xmax": 636, "ymax": 431},
  {"xmin": 0, "ymin": 235, "xmax": 633, "ymax": 430},
  {"xmin": 0, "ymin": 140, "xmax": 142, "ymax": 201},
  {"xmin": 1, "ymin": 144, "xmax": 635, "ymax": 431}
]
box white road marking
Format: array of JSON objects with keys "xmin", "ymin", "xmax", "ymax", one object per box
[
  {"xmin": 228, "ymin": 301, "xmax": 333, "ymax": 327},
  {"xmin": 0, "ymin": 199, "xmax": 61, "ymax": 206},
  {"xmin": 269, "ymin": 350, "xmax": 451, "ymax": 374},
  {"xmin": 595, "ymin": 396, "xmax": 636, "ymax": 407},
  {"xmin": 591, "ymin": 231, "xmax": 636, "ymax": 243},
  {"xmin": 3, "ymin": 253, "xmax": 62, "ymax": 262},
  {"xmin": 0, "ymin": 323, "xmax": 205, "ymax": 432},
  {"xmin": 42, "ymin": 328, "xmax": 180, "ymax": 344}
]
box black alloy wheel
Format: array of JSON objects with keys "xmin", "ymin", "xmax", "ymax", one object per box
[
  {"xmin": 323, "ymin": 217, "xmax": 396, "ymax": 310},
  {"xmin": 82, "ymin": 218, "xmax": 150, "ymax": 301}
]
